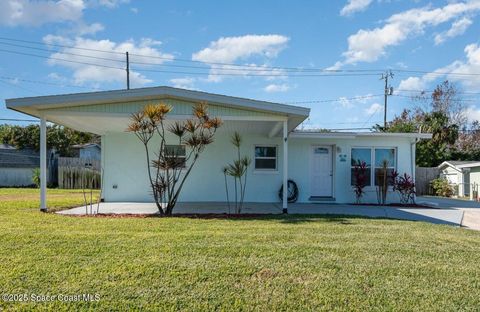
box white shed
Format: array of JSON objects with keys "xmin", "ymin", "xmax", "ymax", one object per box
[{"xmin": 438, "ymin": 161, "xmax": 480, "ymax": 199}]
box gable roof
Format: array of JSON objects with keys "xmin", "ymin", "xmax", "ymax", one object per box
[
  {"xmin": 5, "ymin": 86, "xmax": 310, "ymax": 118},
  {"xmin": 438, "ymin": 161, "xmax": 480, "ymax": 170}
]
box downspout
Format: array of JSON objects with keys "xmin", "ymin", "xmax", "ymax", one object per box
[{"xmin": 411, "ymin": 138, "xmax": 419, "ymax": 201}]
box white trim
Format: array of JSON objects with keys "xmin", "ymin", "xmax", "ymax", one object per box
[
  {"xmin": 350, "ymin": 146, "xmax": 398, "ymax": 187},
  {"xmin": 282, "ymin": 120, "xmax": 288, "ymax": 210},
  {"xmin": 310, "ymin": 145, "xmax": 334, "ymax": 198},
  {"xmin": 40, "ymin": 117, "xmax": 47, "ymax": 211},
  {"xmin": 6, "ymin": 86, "xmax": 310, "ymax": 117},
  {"xmin": 253, "ymin": 144, "xmax": 278, "ymax": 172},
  {"xmin": 291, "ymin": 131, "xmax": 432, "ymax": 140}
]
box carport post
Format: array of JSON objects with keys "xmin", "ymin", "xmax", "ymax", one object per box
[
  {"xmin": 40, "ymin": 116, "xmax": 47, "ymax": 212},
  {"xmin": 282, "ymin": 119, "xmax": 288, "ymax": 214}
]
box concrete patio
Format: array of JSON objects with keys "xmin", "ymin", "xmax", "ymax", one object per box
[{"xmin": 57, "ymin": 202, "xmax": 464, "ymax": 226}]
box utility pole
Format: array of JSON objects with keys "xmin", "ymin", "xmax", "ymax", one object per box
[
  {"xmin": 126, "ymin": 51, "xmax": 130, "ymax": 90},
  {"xmin": 380, "ymin": 70, "xmax": 394, "ymax": 128}
]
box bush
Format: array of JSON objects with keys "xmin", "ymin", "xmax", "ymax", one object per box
[
  {"xmin": 430, "ymin": 178, "xmax": 454, "ymax": 197},
  {"xmin": 392, "ymin": 171, "xmax": 416, "ymax": 204},
  {"xmin": 32, "ymin": 168, "xmax": 40, "ymax": 188}
]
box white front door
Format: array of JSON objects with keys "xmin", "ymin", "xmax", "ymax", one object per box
[{"xmin": 310, "ymin": 146, "xmax": 333, "ymax": 197}]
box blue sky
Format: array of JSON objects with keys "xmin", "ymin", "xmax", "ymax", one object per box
[{"xmin": 1, "ymin": 0, "xmax": 480, "ymax": 129}]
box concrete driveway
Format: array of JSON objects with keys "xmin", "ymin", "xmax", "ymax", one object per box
[{"xmin": 417, "ymin": 196, "xmax": 480, "ymax": 230}]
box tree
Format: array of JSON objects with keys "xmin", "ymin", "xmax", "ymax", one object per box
[
  {"xmin": 375, "ymin": 110, "xmax": 458, "ymax": 167},
  {"xmin": 0, "ymin": 124, "xmax": 97, "ymax": 156},
  {"xmin": 127, "ymin": 102, "xmax": 222, "ymax": 216},
  {"xmin": 415, "ymin": 111, "xmax": 458, "ymax": 167},
  {"xmin": 415, "ymin": 80, "xmax": 467, "ymax": 127}
]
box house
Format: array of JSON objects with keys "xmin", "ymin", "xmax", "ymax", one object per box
[
  {"xmin": 5, "ymin": 86, "xmax": 431, "ymax": 211},
  {"xmin": 71, "ymin": 143, "xmax": 101, "ymax": 161},
  {"xmin": 438, "ymin": 161, "xmax": 480, "ymax": 199},
  {"xmin": 0, "ymin": 143, "xmax": 39, "ymax": 186}
]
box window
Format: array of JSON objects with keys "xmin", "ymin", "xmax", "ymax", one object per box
[
  {"xmin": 374, "ymin": 148, "xmax": 396, "ymax": 186},
  {"xmin": 165, "ymin": 145, "xmax": 186, "ymax": 168},
  {"xmin": 254, "ymin": 146, "xmax": 277, "ymax": 170},
  {"xmin": 350, "ymin": 147, "xmax": 396, "ymax": 186},
  {"xmin": 351, "ymin": 148, "xmax": 371, "ymax": 186}
]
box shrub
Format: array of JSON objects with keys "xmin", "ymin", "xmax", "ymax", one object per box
[
  {"xmin": 430, "ymin": 178, "xmax": 454, "ymax": 197},
  {"xmin": 352, "ymin": 161, "xmax": 368, "ymax": 204},
  {"xmin": 392, "ymin": 171, "xmax": 416, "ymax": 204},
  {"xmin": 32, "ymin": 168, "xmax": 40, "ymax": 188}
]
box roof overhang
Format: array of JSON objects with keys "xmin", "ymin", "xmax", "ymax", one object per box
[
  {"xmin": 6, "ymin": 86, "xmax": 309, "ymax": 135},
  {"xmin": 290, "ymin": 131, "xmax": 433, "ymax": 140}
]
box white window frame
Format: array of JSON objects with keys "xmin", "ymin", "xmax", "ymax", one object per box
[
  {"xmin": 351, "ymin": 146, "xmax": 397, "ymax": 187},
  {"xmin": 254, "ymin": 145, "xmax": 278, "ymax": 172},
  {"xmin": 373, "ymin": 147, "xmax": 397, "ymax": 186}
]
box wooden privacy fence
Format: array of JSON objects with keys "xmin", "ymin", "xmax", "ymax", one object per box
[
  {"xmin": 58, "ymin": 157, "xmax": 101, "ymax": 189},
  {"xmin": 415, "ymin": 167, "xmax": 440, "ymax": 195}
]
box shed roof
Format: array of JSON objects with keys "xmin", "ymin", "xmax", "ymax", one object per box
[
  {"xmin": 438, "ymin": 161, "xmax": 480, "ymax": 170},
  {"xmin": 0, "ymin": 148, "xmax": 39, "ymax": 168}
]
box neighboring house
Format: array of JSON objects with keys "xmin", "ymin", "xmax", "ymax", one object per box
[
  {"xmin": 438, "ymin": 161, "xmax": 480, "ymax": 199},
  {"xmin": 72, "ymin": 143, "xmax": 101, "ymax": 160},
  {"xmin": 0, "ymin": 143, "xmax": 39, "ymax": 186},
  {"xmin": 5, "ymin": 86, "xmax": 431, "ymax": 211}
]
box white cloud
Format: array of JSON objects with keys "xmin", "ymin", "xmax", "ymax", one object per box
[
  {"xmin": 397, "ymin": 76, "xmax": 427, "ymax": 91},
  {"xmin": 86, "ymin": 0, "xmax": 129, "ymax": 8},
  {"xmin": 170, "ymin": 77, "xmax": 196, "ymax": 90},
  {"xmin": 45, "ymin": 36, "xmax": 174, "ymax": 87},
  {"xmin": 465, "ymin": 106, "xmax": 480, "ymax": 122},
  {"xmin": 335, "ymin": 1, "xmax": 480, "ymax": 67},
  {"xmin": 130, "ymin": 7, "xmax": 138, "ymax": 14},
  {"xmin": 192, "ymin": 34, "xmax": 289, "ymax": 82},
  {"xmin": 264, "ymin": 83, "xmax": 290, "ymax": 93},
  {"xmin": 75, "ymin": 22, "xmax": 105, "ymax": 35},
  {"xmin": 434, "ymin": 17, "xmax": 473, "ymax": 45},
  {"xmin": 0, "ymin": 0, "xmax": 128, "ymax": 27},
  {"xmin": 365, "ymin": 103, "xmax": 383, "ymax": 115},
  {"xmin": 398, "ymin": 42, "xmax": 480, "ymax": 91},
  {"xmin": 340, "ymin": 0, "xmax": 373, "ymax": 16},
  {"xmin": 0, "ymin": 0, "xmax": 85, "ymax": 26}
]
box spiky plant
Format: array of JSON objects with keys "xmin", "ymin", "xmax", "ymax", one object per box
[
  {"xmin": 223, "ymin": 131, "xmax": 251, "ymax": 214},
  {"xmin": 127, "ymin": 102, "xmax": 222, "ymax": 216}
]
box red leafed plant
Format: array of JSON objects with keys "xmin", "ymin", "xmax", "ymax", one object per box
[
  {"xmin": 392, "ymin": 171, "xmax": 416, "ymax": 204},
  {"xmin": 353, "ymin": 161, "xmax": 368, "ymax": 204}
]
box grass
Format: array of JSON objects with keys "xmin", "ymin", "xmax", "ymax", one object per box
[{"xmin": 1, "ymin": 188, "xmax": 480, "ymax": 311}]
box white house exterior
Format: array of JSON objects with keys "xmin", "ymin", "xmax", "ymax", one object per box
[
  {"xmin": 439, "ymin": 161, "xmax": 480, "ymax": 199},
  {"xmin": 5, "ymin": 86, "xmax": 431, "ymax": 211}
]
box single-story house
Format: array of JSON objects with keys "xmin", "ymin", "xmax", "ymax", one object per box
[
  {"xmin": 438, "ymin": 161, "xmax": 480, "ymax": 199},
  {"xmin": 71, "ymin": 143, "xmax": 101, "ymax": 161},
  {"xmin": 0, "ymin": 143, "xmax": 39, "ymax": 186},
  {"xmin": 5, "ymin": 86, "xmax": 431, "ymax": 211}
]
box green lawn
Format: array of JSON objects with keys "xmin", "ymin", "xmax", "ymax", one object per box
[{"xmin": 1, "ymin": 188, "xmax": 480, "ymax": 311}]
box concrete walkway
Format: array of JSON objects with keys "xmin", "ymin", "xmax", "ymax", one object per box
[
  {"xmin": 418, "ymin": 196, "xmax": 480, "ymax": 230},
  {"xmin": 57, "ymin": 201, "xmax": 464, "ymax": 226}
]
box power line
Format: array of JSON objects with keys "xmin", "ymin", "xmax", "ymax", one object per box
[
  {"xmin": 0, "ymin": 76, "xmax": 95, "ymax": 90},
  {"xmin": 0, "ymin": 36, "xmax": 386, "ymax": 73},
  {"xmin": 284, "ymin": 94, "xmax": 383, "ymax": 104},
  {"xmin": 395, "ymin": 69, "xmax": 480, "ymax": 77},
  {"xmin": 0, "ymin": 48, "xmax": 382, "ymax": 78}
]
